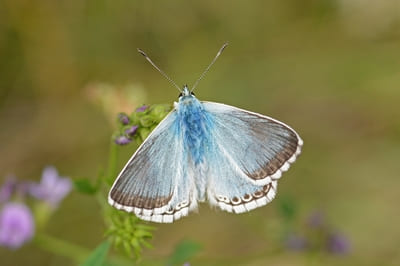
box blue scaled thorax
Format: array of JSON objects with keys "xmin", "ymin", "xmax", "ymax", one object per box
[{"xmin": 175, "ymin": 86, "xmax": 214, "ymax": 165}]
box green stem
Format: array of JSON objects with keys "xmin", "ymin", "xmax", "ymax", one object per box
[
  {"xmin": 34, "ymin": 234, "xmax": 90, "ymax": 263},
  {"xmin": 106, "ymin": 141, "xmax": 119, "ymax": 186},
  {"xmin": 34, "ymin": 234, "xmax": 134, "ymax": 266}
]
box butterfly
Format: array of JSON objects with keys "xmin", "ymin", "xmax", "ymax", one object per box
[{"xmin": 108, "ymin": 43, "xmax": 303, "ymax": 223}]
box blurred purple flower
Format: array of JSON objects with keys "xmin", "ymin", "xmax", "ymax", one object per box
[
  {"xmin": 285, "ymin": 233, "xmax": 308, "ymax": 251},
  {"xmin": 29, "ymin": 166, "xmax": 72, "ymax": 208},
  {"xmin": 0, "ymin": 202, "xmax": 35, "ymax": 249},
  {"xmin": 307, "ymin": 211, "xmax": 324, "ymax": 228},
  {"xmin": 136, "ymin": 105, "xmax": 148, "ymax": 112},
  {"xmin": 183, "ymin": 263, "xmax": 190, "ymax": 266},
  {"xmin": 0, "ymin": 177, "xmax": 16, "ymax": 203},
  {"xmin": 114, "ymin": 136, "xmax": 132, "ymax": 145},
  {"xmin": 118, "ymin": 113, "xmax": 130, "ymax": 125},
  {"xmin": 125, "ymin": 125, "xmax": 138, "ymax": 136},
  {"xmin": 327, "ymin": 232, "xmax": 350, "ymax": 255}
]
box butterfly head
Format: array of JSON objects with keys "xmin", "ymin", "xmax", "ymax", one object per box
[{"xmin": 178, "ymin": 85, "xmax": 196, "ymax": 101}]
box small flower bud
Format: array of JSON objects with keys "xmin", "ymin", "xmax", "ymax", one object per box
[
  {"xmin": 118, "ymin": 113, "xmax": 130, "ymax": 125},
  {"xmin": 114, "ymin": 136, "xmax": 132, "ymax": 145},
  {"xmin": 125, "ymin": 125, "xmax": 138, "ymax": 136},
  {"xmin": 136, "ymin": 105, "xmax": 148, "ymax": 112}
]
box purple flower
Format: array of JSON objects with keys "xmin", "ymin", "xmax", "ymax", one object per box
[
  {"xmin": 125, "ymin": 125, "xmax": 138, "ymax": 136},
  {"xmin": 114, "ymin": 136, "xmax": 132, "ymax": 145},
  {"xmin": 327, "ymin": 233, "xmax": 350, "ymax": 255},
  {"xmin": 118, "ymin": 113, "xmax": 130, "ymax": 125},
  {"xmin": 285, "ymin": 233, "xmax": 308, "ymax": 251},
  {"xmin": 29, "ymin": 166, "xmax": 72, "ymax": 209},
  {"xmin": 0, "ymin": 202, "xmax": 35, "ymax": 249},
  {"xmin": 136, "ymin": 105, "xmax": 148, "ymax": 112},
  {"xmin": 0, "ymin": 177, "xmax": 16, "ymax": 203}
]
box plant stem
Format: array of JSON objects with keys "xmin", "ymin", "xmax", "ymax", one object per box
[
  {"xmin": 34, "ymin": 234, "xmax": 134, "ymax": 266},
  {"xmin": 106, "ymin": 141, "xmax": 119, "ymax": 186},
  {"xmin": 34, "ymin": 234, "xmax": 90, "ymax": 263}
]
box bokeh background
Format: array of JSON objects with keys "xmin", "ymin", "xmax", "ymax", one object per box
[{"xmin": 1, "ymin": 0, "xmax": 400, "ymax": 265}]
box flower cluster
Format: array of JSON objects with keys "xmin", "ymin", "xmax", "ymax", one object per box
[
  {"xmin": 114, "ymin": 104, "xmax": 172, "ymax": 145},
  {"xmin": 0, "ymin": 167, "xmax": 71, "ymax": 249},
  {"xmin": 284, "ymin": 210, "xmax": 351, "ymax": 255},
  {"xmin": 105, "ymin": 208, "xmax": 154, "ymax": 258}
]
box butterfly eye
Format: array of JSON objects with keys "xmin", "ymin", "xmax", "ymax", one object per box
[
  {"xmin": 178, "ymin": 92, "xmax": 183, "ymax": 98},
  {"xmin": 190, "ymin": 92, "xmax": 196, "ymax": 96}
]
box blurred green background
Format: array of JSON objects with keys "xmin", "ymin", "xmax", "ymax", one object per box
[{"xmin": 1, "ymin": 0, "xmax": 400, "ymax": 265}]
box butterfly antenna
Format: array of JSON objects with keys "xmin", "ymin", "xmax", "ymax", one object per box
[
  {"xmin": 137, "ymin": 48, "xmax": 181, "ymax": 92},
  {"xmin": 191, "ymin": 42, "xmax": 228, "ymax": 92}
]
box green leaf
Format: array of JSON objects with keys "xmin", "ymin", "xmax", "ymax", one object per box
[
  {"xmin": 167, "ymin": 240, "xmax": 202, "ymax": 266},
  {"xmin": 129, "ymin": 112, "xmax": 140, "ymax": 125},
  {"xmin": 151, "ymin": 104, "xmax": 171, "ymax": 121},
  {"xmin": 74, "ymin": 178, "xmax": 98, "ymax": 194},
  {"xmin": 139, "ymin": 116, "xmax": 153, "ymax": 127},
  {"xmin": 138, "ymin": 128, "xmax": 150, "ymax": 140},
  {"xmin": 80, "ymin": 241, "xmax": 111, "ymax": 266},
  {"xmin": 123, "ymin": 241, "xmax": 132, "ymax": 257}
]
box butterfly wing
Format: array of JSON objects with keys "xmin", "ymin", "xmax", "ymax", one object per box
[
  {"xmin": 202, "ymin": 102, "xmax": 303, "ymax": 213},
  {"xmin": 108, "ymin": 110, "xmax": 197, "ymax": 223}
]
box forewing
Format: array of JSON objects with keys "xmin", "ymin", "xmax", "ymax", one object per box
[
  {"xmin": 108, "ymin": 110, "xmax": 196, "ymax": 223},
  {"xmin": 203, "ymin": 102, "xmax": 303, "ymax": 213}
]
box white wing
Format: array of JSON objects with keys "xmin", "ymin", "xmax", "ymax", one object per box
[
  {"xmin": 202, "ymin": 102, "xmax": 303, "ymax": 213},
  {"xmin": 108, "ymin": 110, "xmax": 198, "ymax": 223}
]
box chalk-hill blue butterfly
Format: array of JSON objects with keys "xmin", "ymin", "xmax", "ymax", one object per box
[{"xmin": 109, "ymin": 43, "xmax": 303, "ymax": 223}]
